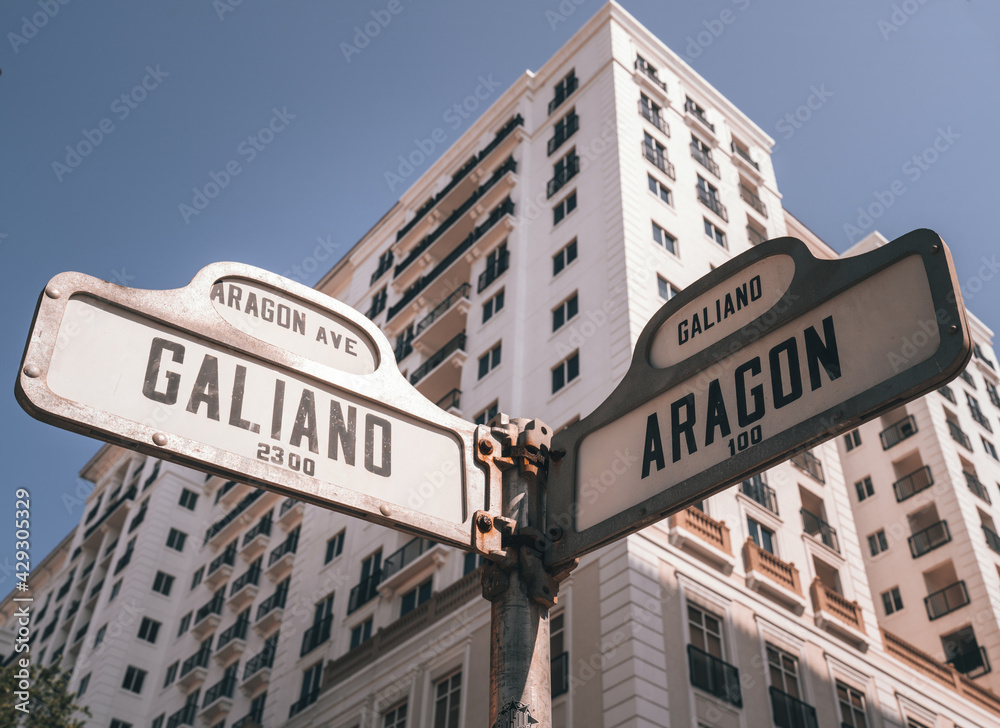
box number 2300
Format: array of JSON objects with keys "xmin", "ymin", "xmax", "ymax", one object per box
[{"xmin": 256, "ymin": 443, "xmax": 315, "ymax": 476}]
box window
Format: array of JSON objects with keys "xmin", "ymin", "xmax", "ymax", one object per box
[
  {"xmin": 295, "ymin": 662, "xmax": 323, "ymax": 714},
  {"xmin": 151, "ymin": 716, "xmax": 164, "ymax": 728},
  {"xmin": 464, "ymin": 552, "xmax": 484, "ymax": 575},
  {"xmin": 190, "ymin": 566, "xmax": 204, "ymax": 590},
  {"xmin": 548, "ymin": 148, "xmax": 579, "ymax": 198},
  {"xmin": 479, "ymin": 242, "xmax": 508, "ymax": 292},
  {"xmin": 383, "ymin": 702, "xmax": 408, "ymax": 728},
  {"xmin": 747, "ymin": 517, "xmax": 776, "ymax": 554},
  {"xmin": 703, "ymin": 218, "xmax": 726, "ymax": 247},
  {"xmin": 552, "ymin": 351, "xmax": 580, "ymax": 394},
  {"xmin": 697, "ymin": 175, "xmax": 723, "ymax": 207},
  {"xmin": 652, "ymin": 222, "xmax": 676, "ymax": 254},
  {"xmin": 549, "ymin": 69, "xmax": 577, "ymax": 115},
  {"xmin": 434, "ymin": 672, "xmax": 462, "ymax": 728},
  {"xmin": 766, "ymin": 644, "xmax": 801, "ymax": 698},
  {"xmin": 482, "ymin": 289, "xmax": 505, "ymax": 324},
  {"xmin": 854, "ymin": 477, "xmax": 874, "ymax": 502},
  {"xmin": 867, "ymin": 530, "xmax": 889, "ymax": 556},
  {"xmin": 177, "ymin": 612, "xmax": 192, "ymax": 636},
  {"xmin": 166, "ymin": 528, "xmax": 187, "ymax": 552},
  {"xmin": 122, "ymin": 665, "xmax": 146, "ymax": 694},
  {"xmin": 639, "ymin": 93, "xmax": 666, "ymax": 131},
  {"xmin": 325, "ymin": 531, "xmax": 345, "ymax": 564},
  {"xmin": 152, "ymin": 571, "xmax": 174, "ymax": 597},
  {"xmin": 137, "ymin": 617, "xmax": 161, "ymax": 643},
  {"xmin": 478, "ymin": 342, "xmax": 502, "ymax": 380},
  {"xmin": 548, "ymin": 108, "xmax": 578, "ymax": 156},
  {"xmin": 967, "ymin": 391, "xmax": 991, "ymax": 430},
  {"xmin": 474, "ymin": 401, "xmax": 499, "ymax": 426},
  {"xmin": 109, "ymin": 580, "xmax": 122, "ymax": 602},
  {"xmin": 552, "ymin": 190, "xmax": 577, "ymax": 225},
  {"xmin": 881, "ymin": 586, "xmax": 904, "ymax": 615},
  {"xmin": 688, "ymin": 604, "xmax": 724, "ymax": 658},
  {"xmin": 178, "ymin": 488, "xmax": 198, "ymax": 510},
  {"xmin": 553, "ymin": 239, "xmax": 578, "ymax": 276},
  {"xmin": 658, "ymin": 276, "xmax": 679, "ymax": 301},
  {"xmin": 77, "ymin": 672, "xmax": 90, "ymax": 697},
  {"xmin": 552, "ymin": 293, "xmax": 579, "ymax": 332},
  {"xmin": 350, "ymin": 618, "xmax": 373, "ymax": 649},
  {"xmin": 94, "ymin": 624, "xmax": 106, "ymax": 647},
  {"xmin": 647, "ymin": 174, "xmax": 671, "ymax": 204},
  {"xmin": 983, "ymin": 437, "xmax": 999, "ymax": 461},
  {"xmin": 551, "ymin": 612, "xmax": 568, "ymax": 697},
  {"xmin": 959, "ymin": 368, "xmax": 976, "ymax": 388},
  {"xmin": 837, "ymin": 682, "xmax": 868, "ymax": 728},
  {"xmin": 843, "ymin": 430, "xmax": 861, "ymax": 451},
  {"xmin": 400, "ymin": 578, "xmax": 432, "ymax": 617},
  {"xmin": 163, "ymin": 661, "xmax": 179, "ymax": 687},
  {"xmin": 986, "ymin": 380, "xmax": 1000, "ymax": 408},
  {"xmin": 368, "ymin": 287, "xmax": 388, "ymax": 318}
]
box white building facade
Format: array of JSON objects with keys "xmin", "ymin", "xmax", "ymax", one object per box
[{"xmin": 4, "ymin": 4, "xmax": 1000, "ymax": 728}]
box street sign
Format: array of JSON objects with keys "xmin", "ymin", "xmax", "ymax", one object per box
[
  {"xmin": 545, "ymin": 229, "xmax": 972, "ymax": 570},
  {"xmin": 16, "ymin": 263, "xmax": 493, "ymax": 550}
]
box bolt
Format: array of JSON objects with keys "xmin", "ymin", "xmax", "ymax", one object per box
[
  {"xmin": 930, "ymin": 244, "xmax": 940, "ymax": 254},
  {"xmin": 380, "ymin": 504, "xmax": 392, "ymax": 517},
  {"xmin": 152, "ymin": 432, "xmax": 168, "ymax": 446},
  {"xmin": 44, "ymin": 285, "xmax": 62, "ymax": 299},
  {"xmin": 478, "ymin": 440, "xmax": 494, "ymax": 456},
  {"xmin": 546, "ymin": 525, "xmax": 564, "ymax": 542},
  {"xmin": 476, "ymin": 514, "xmax": 493, "ymax": 533},
  {"xmin": 23, "ymin": 365, "xmax": 41, "ymax": 378},
  {"xmin": 949, "ymin": 325, "xmax": 959, "ymax": 335}
]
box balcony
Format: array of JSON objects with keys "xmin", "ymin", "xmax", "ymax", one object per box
[
  {"xmin": 166, "ymin": 702, "xmax": 198, "ymax": 728},
  {"xmin": 638, "ymin": 99, "xmax": 669, "ymax": 136},
  {"xmin": 289, "ymin": 689, "xmax": 320, "ymax": 719},
  {"xmin": 178, "ymin": 647, "xmax": 211, "ymax": 692},
  {"xmin": 266, "ymin": 529, "xmax": 299, "ymax": 582},
  {"xmin": 970, "ymin": 407, "xmax": 993, "ymax": 431},
  {"xmin": 948, "ymin": 420, "xmax": 973, "ymax": 450},
  {"xmin": 965, "ymin": 471, "xmax": 991, "ymax": 503},
  {"xmin": 939, "ymin": 384, "xmax": 957, "ymax": 403},
  {"xmin": 747, "ymin": 225, "xmax": 767, "ymax": 247},
  {"xmin": 348, "ymin": 571, "xmax": 383, "ymax": 615},
  {"xmin": 240, "ymin": 516, "xmax": 272, "ymax": 562},
  {"xmin": 690, "ymin": 141, "xmax": 720, "ymax": 178},
  {"xmin": 731, "ymin": 141, "xmax": 760, "ymax": 171},
  {"xmin": 740, "ymin": 474, "xmax": 778, "ymax": 514},
  {"xmin": 204, "ymin": 489, "xmax": 266, "ymax": 546},
  {"xmin": 201, "ymin": 674, "xmax": 237, "ymax": 722},
  {"xmin": 379, "ymin": 538, "xmax": 446, "ymax": 597},
  {"xmin": 908, "ymin": 521, "xmax": 952, "ymax": 558},
  {"xmin": 192, "ymin": 589, "xmax": 225, "ymax": 639},
  {"xmin": 641, "ymin": 141, "xmax": 675, "ymax": 179},
  {"xmin": 478, "ymin": 251, "xmax": 509, "ymax": 294},
  {"xmin": 668, "ymin": 508, "xmax": 734, "ymax": 573},
  {"xmin": 547, "ymin": 113, "xmax": 579, "ymax": 156},
  {"xmin": 546, "ymin": 155, "xmax": 580, "ymax": 199},
  {"xmin": 687, "ymin": 644, "xmax": 742, "ymax": 706},
  {"xmin": 801, "ymin": 509, "xmax": 839, "ymax": 553},
  {"xmin": 925, "ymin": 580, "xmax": 970, "ymax": 620},
  {"xmin": 277, "ymin": 497, "xmax": 303, "ymax": 530},
  {"xmin": 254, "ymin": 584, "xmax": 287, "ymax": 636},
  {"xmin": 81, "ymin": 485, "xmax": 136, "ymax": 544},
  {"xmin": 412, "ymin": 284, "xmax": 470, "ymax": 355},
  {"xmin": 215, "ymin": 617, "xmax": 250, "ymax": 665},
  {"xmin": 228, "ymin": 561, "xmax": 262, "ymax": 612},
  {"xmin": 548, "ymin": 75, "xmax": 578, "ymax": 115},
  {"xmin": 769, "ymin": 686, "xmax": 818, "ymax": 728},
  {"xmin": 552, "ymin": 651, "xmax": 569, "ymax": 698},
  {"xmin": 949, "ymin": 646, "xmax": 992, "ymax": 679},
  {"xmin": 684, "ymin": 98, "xmax": 715, "ymax": 133},
  {"xmin": 739, "ymin": 183, "xmax": 767, "ymax": 217},
  {"xmin": 409, "ymin": 332, "xmax": 467, "ymax": 402},
  {"xmin": 435, "ymin": 389, "xmax": 462, "ymax": 414},
  {"xmin": 985, "ymin": 525, "xmax": 1000, "ymax": 555},
  {"xmin": 880, "ymin": 415, "xmax": 917, "ymax": 449},
  {"xmin": 790, "ymin": 451, "xmax": 825, "ymax": 482},
  {"xmin": 696, "ymin": 185, "xmax": 728, "ymax": 222},
  {"xmin": 206, "ymin": 544, "xmax": 237, "ymax": 589},
  {"xmin": 635, "ymin": 58, "xmax": 667, "ymax": 91},
  {"xmin": 300, "ymin": 615, "xmax": 333, "ymax": 657},
  {"xmin": 810, "ymin": 579, "xmax": 867, "ymax": 648},
  {"xmin": 743, "ymin": 539, "xmax": 805, "ymax": 614},
  {"xmin": 893, "ymin": 465, "xmax": 934, "ymax": 501}
]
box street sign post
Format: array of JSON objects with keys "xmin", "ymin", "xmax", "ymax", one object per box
[
  {"xmin": 15, "ymin": 262, "xmax": 497, "ymax": 552},
  {"xmin": 545, "ymin": 229, "xmax": 972, "ymax": 571}
]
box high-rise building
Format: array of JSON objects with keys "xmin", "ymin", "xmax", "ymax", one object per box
[{"xmin": 4, "ymin": 4, "xmax": 1000, "ymax": 728}]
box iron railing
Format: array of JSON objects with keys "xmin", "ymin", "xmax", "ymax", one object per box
[
  {"xmin": 908, "ymin": 521, "xmax": 951, "ymax": 558},
  {"xmin": 687, "ymin": 644, "xmax": 742, "ymax": 707},
  {"xmin": 217, "ymin": 616, "xmax": 250, "ymax": 650},
  {"xmin": 741, "ymin": 474, "xmax": 778, "ymax": 515},
  {"xmin": 965, "ymin": 471, "xmax": 991, "ymax": 503},
  {"xmin": 690, "ymin": 141, "xmax": 720, "ymax": 177},
  {"xmin": 410, "ymin": 333, "xmax": 467, "ymax": 385},
  {"xmin": 642, "ymin": 141, "xmax": 675, "ymax": 179},
  {"xmin": 546, "ymin": 154, "xmax": 580, "ymax": 198},
  {"xmin": 300, "ymin": 615, "xmax": 333, "ymax": 657},
  {"xmin": 347, "ymin": 571, "xmax": 383, "ymax": 614},
  {"xmin": 435, "ymin": 389, "xmax": 462, "ymax": 411},
  {"xmin": 204, "ymin": 489, "xmax": 265, "ymax": 544},
  {"xmin": 685, "ymin": 98, "xmax": 715, "ymax": 132},
  {"xmin": 635, "ymin": 58, "xmax": 667, "ymax": 90},
  {"xmin": 202, "ymin": 674, "xmax": 237, "ymax": 707},
  {"xmin": 208, "ymin": 542, "xmax": 237, "ymax": 575},
  {"xmin": 195, "ymin": 589, "xmax": 224, "ymax": 625},
  {"xmin": 696, "ymin": 184, "xmax": 728, "ymax": 221},
  {"xmin": 939, "ymin": 384, "xmax": 957, "ymax": 403},
  {"xmin": 791, "ymin": 451, "xmax": 824, "ymax": 482},
  {"xmin": 769, "ymin": 687, "xmax": 818, "ymax": 728},
  {"xmin": 268, "ymin": 529, "xmax": 299, "ymax": 566},
  {"xmin": 731, "ymin": 141, "xmax": 759, "ymax": 170},
  {"xmin": 984, "ymin": 525, "xmax": 1000, "ymax": 555},
  {"xmin": 739, "ymin": 183, "xmax": 767, "ymax": 217},
  {"xmin": 893, "ymin": 465, "xmax": 933, "ymax": 501},
  {"xmin": 382, "ymin": 538, "xmax": 436, "ymax": 581},
  {"xmin": 547, "ymin": 112, "xmax": 579, "ymax": 156},
  {"xmin": 243, "ymin": 637, "xmax": 278, "ymax": 680},
  {"xmin": 638, "ymin": 99, "xmax": 669, "ymax": 135},
  {"xmin": 925, "ymin": 581, "xmax": 970, "ymax": 620},
  {"xmin": 477, "ymin": 250, "xmax": 509, "ymax": 292},
  {"xmin": 948, "ymin": 420, "xmax": 973, "ymax": 450},
  {"xmin": 879, "ymin": 414, "xmax": 918, "ymax": 449},
  {"xmin": 256, "ymin": 582, "xmax": 288, "ymax": 622},
  {"xmin": 414, "ymin": 284, "xmax": 470, "ymax": 336},
  {"xmin": 747, "ymin": 225, "xmax": 766, "ymax": 246},
  {"xmin": 242, "ymin": 515, "xmax": 272, "ymax": 546},
  {"xmin": 231, "ymin": 561, "xmax": 262, "ymax": 596},
  {"xmin": 548, "ymin": 75, "xmax": 578, "ymax": 115},
  {"xmin": 801, "ymin": 509, "xmax": 839, "ymax": 553}
]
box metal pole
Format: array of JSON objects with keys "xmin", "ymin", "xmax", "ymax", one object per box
[{"xmin": 481, "ymin": 417, "xmax": 557, "ymax": 728}]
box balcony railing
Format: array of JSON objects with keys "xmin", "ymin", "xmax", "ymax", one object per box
[
  {"xmin": 546, "ymin": 155, "xmax": 580, "ymax": 198},
  {"xmin": 166, "ymin": 702, "xmax": 198, "ymax": 728},
  {"xmin": 965, "ymin": 471, "xmax": 991, "ymax": 503},
  {"xmin": 638, "ymin": 99, "xmax": 669, "ymax": 135},
  {"xmin": 641, "ymin": 141, "xmax": 675, "ymax": 179},
  {"xmin": 300, "ymin": 615, "xmax": 333, "ymax": 657},
  {"xmin": 672, "ymin": 507, "xmax": 731, "ymax": 555},
  {"xmin": 635, "ymin": 59, "xmax": 667, "ymax": 90},
  {"xmin": 204, "ymin": 489, "xmax": 265, "ymax": 544},
  {"xmin": 948, "ymin": 646, "xmax": 992, "ymax": 679},
  {"xmin": 801, "ymin": 509, "xmax": 839, "ymax": 553},
  {"xmin": 731, "ymin": 141, "xmax": 759, "ymax": 170},
  {"xmin": 696, "ymin": 185, "xmax": 728, "ymax": 221},
  {"xmin": 202, "ymin": 674, "xmax": 237, "ymax": 708},
  {"xmin": 348, "ymin": 571, "xmax": 383, "ymax": 614},
  {"xmin": 985, "ymin": 525, "xmax": 1000, "ymax": 555},
  {"xmin": 547, "ymin": 113, "xmax": 579, "ymax": 156},
  {"xmin": 243, "ymin": 516, "xmax": 272, "ymax": 546},
  {"xmin": 908, "ymin": 521, "xmax": 951, "ymax": 558},
  {"xmin": 893, "ymin": 465, "xmax": 934, "ymax": 501},
  {"xmin": 478, "ymin": 250, "xmax": 509, "ymax": 293},
  {"xmin": 381, "ymin": 538, "xmax": 436, "ymax": 581},
  {"xmin": 925, "ymin": 580, "xmax": 970, "ymax": 620},
  {"xmin": 195, "ymin": 589, "xmax": 225, "ymax": 624},
  {"xmin": 435, "ymin": 389, "xmax": 461, "ymax": 411},
  {"xmin": 684, "ymin": 99, "xmax": 715, "ymax": 132},
  {"xmin": 256, "ymin": 583, "xmax": 288, "ymax": 622},
  {"xmin": 810, "ymin": 579, "xmax": 865, "ymax": 633},
  {"xmin": 217, "ymin": 616, "xmax": 250, "ymax": 650},
  {"xmin": 687, "ymin": 644, "xmax": 742, "ymax": 706},
  {"xmin": 231, "ymin": 563, "xmax": 262, "ymax": 596},
  {"xmin": 414, "ymin": 284, "xmax": 470, "ymax": 337},
  {"xmin": 741, "ymin": 474, "xmax": 778, "ymax": 514},
  {"xmin": 747, "ymin": 225, "xmax": 766, "ymax": 246},
  {"xmin": 243, "ymin": 638, "xmax": 277, "ymax": 680},
  {"xmin": 268, "ymin": 530, "xmax": 299, "ymax": 566},
  {"xmin": 880, "ymin": 414, "xmax": 917, "ymax": 449},
  {"xmin": 548, "ymin": 76, "xmax": 578, "ymax": 115},
  {"xmin": 739, "ymin": 183, "xmax": 767, "ymax": 217},
  {"xmin": 289, "ymin": 689, "xmax": 320, "ymax": 719},
  {"xmin": 743, "ymin": 539, "xmax": 802, "ymax": 596},
  {"xmin": 690, "ymin": 142, "xmax": 720, "ymax": 177},
  {"xmin": 770, "ymin": 686, "xmax": 818, "ymax": 728},
  {"xmin": 410, "ymin": 332, "xmax": 466, "ymax": 385},
  {"xmin": 970, "ymin": 407, "xmax": 993, "ymax": 431},
  {"xmin": 790, "ymin": 451, "xmax": 825, "ymax": 483},
  {"xmin": 948, "ymin": 420, "xmax": 973, "ymax": 450},
  {"xmin": 180, "ymin": 645, "xmax": 211, "ymax": 677},
  {"xmin": 551, "ymin": 651, "xmax": 569, "ymax": 698},
  {"xmin": 939, "ymin": 384, "xmax": 957, "ymax": 402},
  {"xmin": 208, "ymin": 543, "xmax": 237, "ymax": 575},
  {"xmin": 82, "ymin": 484, "xmax": 137, "ymax": 540}
]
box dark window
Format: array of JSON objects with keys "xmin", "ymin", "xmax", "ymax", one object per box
[
  {"xmin": 553, "ymin": 191, "xmax": 577, "ymax": 225},
  {"xmin": 152, "ymin": 571, "xmax": 174, "ymax": 596},
  {"xmin": 843, "ymin": 430, "xmax": 862, "ymax": 451},
  {"xmin": 350, "ymin": 618, "xmax": 373, "ymax": 649},
  {"xmin": 166, "ymin": 528, "xmax": 187, "ymax": 552},
  {"xmin": 383, "ymin": 702, "xmax": 408, "ymax": 728},
  {"xmin": 434, "ymin": 672, "xmax": 462, "ymax": 728},
  {"xmin": 76, "ymin": 672, "xmax": 90, "ymax": 697},
  {"xmin": 474, "ymin": 402, "xmax": 499, "ymax": 426},
  {"xmin": 122, "ymin": 665, "xmax": 146, "ymax": 694},
  {"xmin": 867, "ymin": 530, "xmax": 889, "ymax": 556},
  {"xmin": 179, "ymin": 488, "xmax": 198, "ymax": 510},
  {"xmin": 163, "ymin": 661, "xmax": 179, "ymax": 687},
  {"xmin": 482, "ymin": 289, "xmax": 505, "ymax": 323},
  {"xmin": 747, "ymin": 517, "xmax": 776, "ymax": 554},
  {"xmin": 478, "ymin": 343, "xmax": 502, "ymax": 380},
  {"xmin": 553, "ymin": 239, "xmax": 578, "ymax": 276},
  {"xmin": 137, "ymin": 617, "xmax": 161, "ymax": 643},
  {"xmin": 652, "ymin": 222, "xmax": 676, "ymax": 254},
  {"xmin": 882, "ymin": 587, "xmax": 903, "ymax": 615},
  {"xmin": 658, "ymin": 276, "xmax": 679, "ymax": 300},
  {"xmin": 325, "ymin": 531, "xmax": 345, "ymax": 564},
  {"xmin": 836, "ymin": 682, "xmax": 869, "ymax": 728},
  {"xmin": 552, "ymin": 293, "xmax": 579, "ymax": 332},
  {"xmin": 177, "ymin": 612, "xmax": 191, "ymax": 636},
  {"xmin": 552, "ymin": 352, "xmax": 580, "ymax": 394},
  {"xmin": 854, "ymin": 477, "xmax": 874, "ymax": 502},
  {"xmin": 191, "ymin": 567, "xmax": 204, "ymax": 590},
  {"xmin": 400, "ymin": 578, "xmax": 432, "ymax": 617},
  {"xmin": 648, "ymin": 174, "xmax": 671, "ymax": 204},
  {"xmin": 109, "ymin": 580, "xmax": 122, "ymax": 601}
]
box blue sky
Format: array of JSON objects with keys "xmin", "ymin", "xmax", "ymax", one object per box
[{"xmin": 3, "ymin": 0, "xmax": 999, "ymax": 568}]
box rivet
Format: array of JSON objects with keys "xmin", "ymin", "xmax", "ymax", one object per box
[
  {"xmin": 949, "ymin": 325, "xmax": 959, "ymax": 335},
  {"xmin": 44, "ymin": 285, "xmax": 62, "ymax": 299},
  {"xmin": 23, "ymin": 364, "xmax": 41, "ymax": 378},
  {"xmin": 476, "ymin": 514, "xmax": 493, "ymax": 533},
  {"xmin": 380, "ymin": 504, "xmax": 392, "ymax": 517},
  {"xmin": 930, "ymin": 244, "xmax": 940, "ymax": 254},
  {"xmin": 152, "ymin": 432, "xmax": 168, "ymax": 446},
  {"xmin": 478, "ymin": 440, "xmax": 494, "ymax": 455}
]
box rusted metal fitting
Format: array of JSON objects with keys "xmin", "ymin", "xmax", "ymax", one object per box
[{"xmin": 476, "ymin": 513, "xmax": 493, "ymax": 533}]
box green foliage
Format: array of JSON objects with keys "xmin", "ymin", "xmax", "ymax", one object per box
[{"xmin": 0, "ymin": 660, "xmax": 91, "ymax": 728}]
